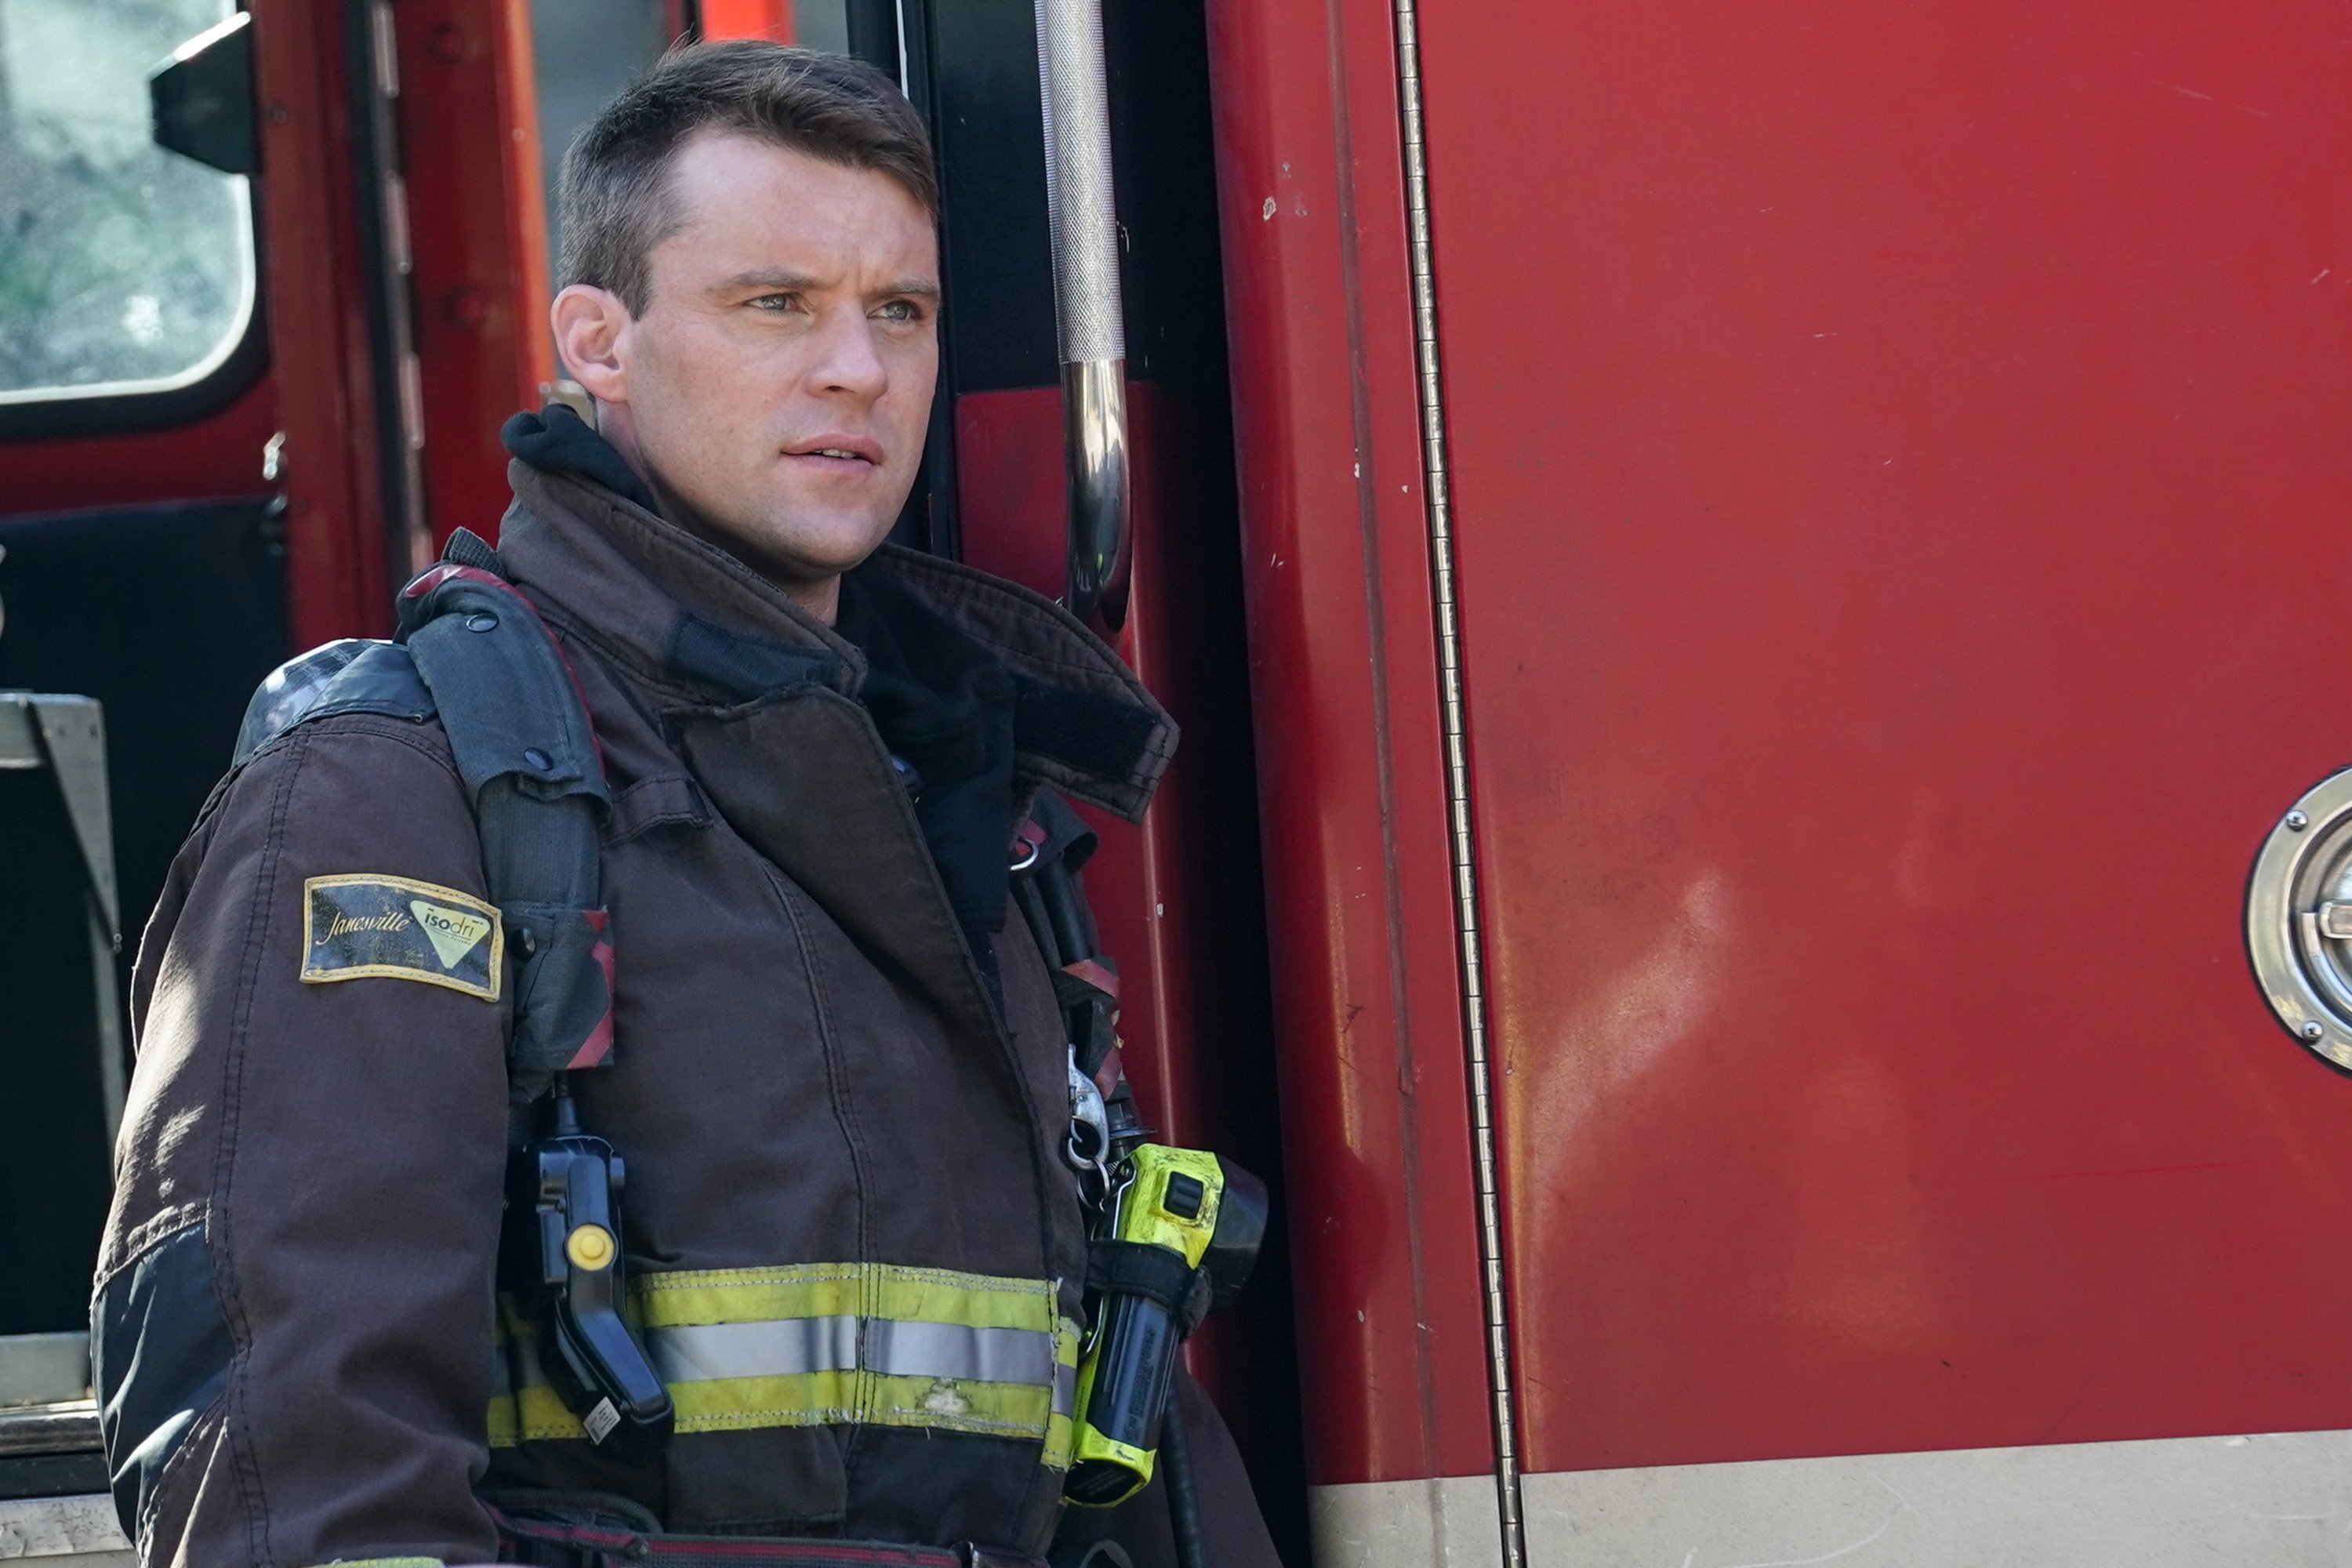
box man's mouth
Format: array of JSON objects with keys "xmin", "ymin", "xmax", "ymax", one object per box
[{"xmin": 783, "ymin": 436, "xmax": 884, "ymax": 465}]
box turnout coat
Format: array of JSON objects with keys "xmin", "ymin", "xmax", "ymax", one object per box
[{"xmin": 92, "ymin": 458, "xmax": 1278, "ymax": 1568}]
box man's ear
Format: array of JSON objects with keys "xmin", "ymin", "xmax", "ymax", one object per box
[{"xmin": 551, "ymin": 285, "xmax": 633, "ymax": 404}]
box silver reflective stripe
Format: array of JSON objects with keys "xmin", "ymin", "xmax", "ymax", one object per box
[
  {"xmin": 1054, "ymin": 1359, "xmax": 1078, "ymax": 1417},
  {"xmin": 644, "ymin": 1316, "xmax": 1060, "ymax": 1388},
  {"xmin": 866, "ymin": 1319, "xmax": 1058, "ymax": 1388},
  {"xmin": 649, "ymin": 1316, "xmax": 860, "ymax": 1384}
]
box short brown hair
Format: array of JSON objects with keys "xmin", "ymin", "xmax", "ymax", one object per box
[{"xmin": 557, "ymin": 41, "xmax": 938, "ymax": 315}]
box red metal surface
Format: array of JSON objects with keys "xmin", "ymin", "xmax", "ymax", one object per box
[
  {"xmin": 252, "ymin": 0, "xmax": 395, "ymax": 642},
  {"xmin": 955, "ymin": 383, "xmax": 1295, "ymax": 1462},
  {"xmin": 1410, "ymin": 0, "xmax": 2352, "ymax": 1474},
  {"xmin": 698, "ymin": 0, "xmax": 793, "ymax": 42},
  {"xmin": 1200, "ymin": 0, "xmax": 1494, "ymax": 1488},
  {"xmin": 957, "ymin": 387, "xmax": 1250, "ymax": 1156},
  {"xmin": 953, "ymin": 390, "xmax": 1062, "ymax": 597},
  {"xmin": 0, "ymin": 380, "xmax": 278, "ymax": 516},
  {"xmin": 397, "ymin": 0, "xmax": 556, "ymax": 550}
]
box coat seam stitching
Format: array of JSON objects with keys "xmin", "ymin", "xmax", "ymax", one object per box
[
  {"xmin": 764, "ymin": 869, "xmax": 875, "ymax": 1475},
  {"xmin": 214, "ymin": 724, "xmax": 308, "ymax": 1566},
  {"xmin": 92, "ymin": 1204, "xmax": 209, "ymax": 1297},
  {"xmin": 532, "ymin": 597, "xmax": 720, "ymax": 708},
  {"xmin": 136, "ymin": 1392, "xmax": 228, "ymax": 1555}
]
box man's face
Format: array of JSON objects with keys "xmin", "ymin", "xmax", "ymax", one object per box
[{"xmin": 555, "ymin": 132, "xmax": 939, "ymax": 611}]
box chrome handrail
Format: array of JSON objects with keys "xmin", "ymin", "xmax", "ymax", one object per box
[
  {"xmin": 1031, "ymin": 0, "xmax": 1131, "ymax": 624},
  {"xmin": 0, "ymin": 1399, "xmax": 101, "ymax": 1457}
]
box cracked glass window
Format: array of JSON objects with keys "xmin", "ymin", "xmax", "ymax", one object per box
[{"xmin": 0, "ymin": 0, "xmax": 255, "ymax": 403}]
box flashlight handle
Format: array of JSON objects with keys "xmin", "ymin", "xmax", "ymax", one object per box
[{"xmin": 1065, "ymin": 1287, "xmax": 1181, "ymax": 1506}]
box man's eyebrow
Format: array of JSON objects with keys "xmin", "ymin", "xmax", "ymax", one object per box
[
  {"xmin": 712, "ymin": 268, "xmax": 826, "ymax": 293},
  {"xmin": 710, "ymin": 268, "xmax": 941, "ymax": 300}
]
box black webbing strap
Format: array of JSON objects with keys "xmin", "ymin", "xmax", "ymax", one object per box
[
  {"xmin": 491, "ymin": 1507, "xmax": 1036, "ymax": 1568},
  {"xmin": 1013, "ymin": 794, "xmax": 1123, "ymax": 1087},
  {"xmin": 397, "ymin": 532, "xmax": 615, "ymax": 1102},
  {"xmin": 1084, "ymin": 1240, "xmax": 1213, "ymax": 1337}
]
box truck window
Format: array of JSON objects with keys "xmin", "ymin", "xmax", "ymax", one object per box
[
  {"xmin": 0, "ymin": 0, "xmax": 255, "ymax": 410},
  {"xmin": 528, "ymin": 0, "xmax": 856, "ymax": 307},
  {"xmin": 527, "ymin": 0, "xmax": 855, "ymax": 392}
]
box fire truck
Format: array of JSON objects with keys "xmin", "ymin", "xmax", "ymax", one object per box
[{"xmin": 5, "ymin": 0, "xmax": 2352, "ymax": 1563}]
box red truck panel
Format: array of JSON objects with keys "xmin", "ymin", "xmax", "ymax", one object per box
[
  {"xmin": 956, "ymin": 383, "xmax": 1305, "ymax": 1492},
  {"xmin": 397, "ymin": 0, "xmax": 557, "ymax": 551},
  {"xmin": 1203, "ymin": 0, "xmax": 1497, "ymax": 1488},
  {"xmin": 252, "ymin": 0, "xmax": 399, "ymax": 642},
  {"xmin": 1411, "ymin": 0, "xmax": 2352, "ymax": 1475},
  {"xmin": 2, "ymin": 382, "xmax": 277, "ymax": 515}
]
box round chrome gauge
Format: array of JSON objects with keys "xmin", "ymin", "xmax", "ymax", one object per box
[{"xmin": 2248, "ymin": 767, "xmax": 2352, "ymax": 1070}]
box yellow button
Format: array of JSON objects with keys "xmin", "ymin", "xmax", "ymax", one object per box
[{"xmin": 565, "ymin": 1223, "xmax": 615, "ymax": 1271}]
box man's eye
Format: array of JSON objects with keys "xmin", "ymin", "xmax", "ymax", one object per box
[
  {"xmin": 750, "ymin": 293, "xmax": 802, "ymax": 313},
  {"xmin": 874, "ymin": 299, "xmax": 924, "ymax": 323}
]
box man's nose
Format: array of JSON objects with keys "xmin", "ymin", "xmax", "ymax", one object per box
[{"xmin": 804, "ymin": 308, "xmax": 889, "ymax": 401}]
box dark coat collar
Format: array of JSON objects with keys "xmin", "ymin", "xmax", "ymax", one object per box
[{"xmin": 492, "ymin": 459, "xmax": 1176, "ymax": 823}]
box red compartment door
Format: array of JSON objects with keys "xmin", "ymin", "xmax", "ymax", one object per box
[{"xmin": 1411, "ymin": 0, "xmax": 2352, "ymax": 1486}]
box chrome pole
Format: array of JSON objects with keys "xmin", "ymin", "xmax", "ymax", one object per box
[{"xmin": 1032, "ymin": 0, "xmax": 1130, "ymax": 623}]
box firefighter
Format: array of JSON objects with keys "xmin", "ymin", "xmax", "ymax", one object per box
[{"xmin": 90, "ymin": 42, "xmax": 1279, "ymax": 1568}]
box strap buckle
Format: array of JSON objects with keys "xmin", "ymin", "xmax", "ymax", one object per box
[
  {"xmin": 1009, "ymin": 818, "xmax": 1047, "ymax": 873},
  {"xmin": 1065, "ymin": 1046, "xmax": 1114, "ymax": 1204},
  {"xmin": 963, "ymin": 1548, "xmax": 1044, "ymax": 1568}
]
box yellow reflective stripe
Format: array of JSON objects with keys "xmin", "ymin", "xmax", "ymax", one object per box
[
  {"xmin": 868, "ymin": 1370, "xmax": 1054, "ymax": 1439},
  {"xmin": 875, "ymin": 1373, "xmax": 1049, "ymax": 1439},
  {"xmin": 514, "ymin": 1382, "xmax": 587, "ymax": 1443},
  {"xmin": 662, "ymin": 1369, "xmax": 1053, "ymax": 1438},
  {"xmin": 866, "ymin": 1265, "xmax": 1058, "ymax": 1334},
  {"xmin": 488, "ymin": 1312, "xmax": 587, "ymax": 1446},
  {"xmin": 486, "ymin": 1389, "xmax": 517, "ymax": 1448},
  {"xmin": 1043, "ymin": 1319, "xmax": 1082, "ymax": 1468},
  {"xmin": 488, "ymin": 1327, "xmax": 518, "ymax": 1447},
  {"xmin": 487, "ymin": 1265, "xmax": 1073, "ymax": 1454},
  {"xmin": 635, "ymin": 1265, "xmax": 866, "ymax": 1328},
  {"xmin": 1044, "ymin": 1412, "xmax": 1075, "ymax": 1472},
  {"xmin": 664, "ymin": 1370, "xmax": 857, "ymax": 1432},
  {"xmin": 636, "ymin": 1262, "xmax": 1056, "ymax": 1334}
]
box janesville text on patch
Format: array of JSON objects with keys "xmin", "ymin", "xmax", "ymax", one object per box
[{"xmin": 301, "ymin": 874, "xmax": 503, "ymax": 1000}]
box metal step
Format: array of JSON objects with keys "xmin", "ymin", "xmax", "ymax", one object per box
[
  {"xmin": 0, "ymin": 1494, "xmax": 131, "ymax": 1564},
  {"xmin": 0, "ymin": 1406, "xmax": 126, "ymax": 1562}
]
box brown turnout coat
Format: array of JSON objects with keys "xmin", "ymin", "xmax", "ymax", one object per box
[{"xmin": 95, "ymin": 463, "xmax": 1279, "ymax": 1568}]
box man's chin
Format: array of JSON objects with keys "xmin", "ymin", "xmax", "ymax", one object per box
[
  {"xmin": 645, "ymin": 469, "xmax": 898, "ymax": 581},
  {"xmin": 731, "ymin": 512, "xmax": 900, "ymax": 588}
]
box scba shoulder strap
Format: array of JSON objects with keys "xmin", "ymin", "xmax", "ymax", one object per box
[
  {"xmin": 395, "ymin": 535, "xmax": 615, "ymax": 1100},
  {"xmin": 235, "ymin": 528, "xmax": 615, "ymax": 1099},
  {"xmin": 234, "ymin": 530, "xmax": 673, "ymax": 1464}
]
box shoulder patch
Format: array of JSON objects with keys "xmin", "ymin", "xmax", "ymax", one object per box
[{"xmin": 301, "ymin": 875, "xmax": 503, "ymax": 1000}]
